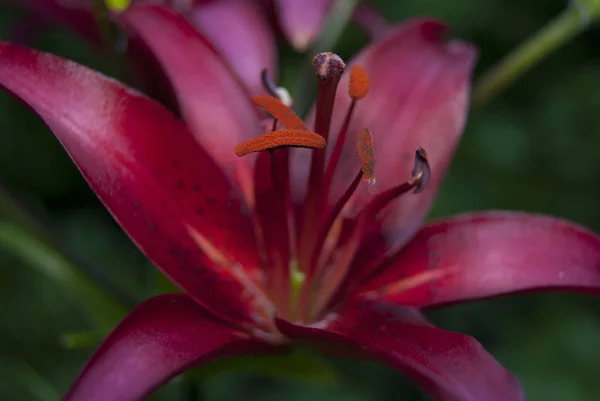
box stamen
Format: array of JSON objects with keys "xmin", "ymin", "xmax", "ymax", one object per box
[
  {"xmin": 319, "ymin": 65, "xmax": 369, "ymax": 204},
  {"xmin": 304, "ymin": 132, "xmax": 377, "ymax": 319},
  {"xmin": 261, "ymin": 69, "xmax": 293, "ymax": 107},
  {"xmin": 307, "ymin": 148, "xmax": 430, "ymax": 319},
  {"xmin": 252, "ymin": 95, "xmax": 305, "ymax": 129},
  {"xmin": 309, "ymin": 130, "xmax": 374, "ymax": 274},
  {"xmin": 361, "ymin": 147, "xmax": 430, "ymax": 217},
  {"xmin": 411, "ymin": 147, "xmax": 431, "ymax": 193},
  {"xmin": 261, "ymin": 69, "xmax": 279, "ymax": 98},
  {"xmin": 235, "ymin": 129, "xmax": 326, "ymax": 156},
  {"xmin": 356, "ymin": 128, "xmax": 376, "ymax": 184},
  {"xmin": 319, "ymin": 64, "xmax": 370, "ymax": 206},
  {"xmin": 348, "ymin": 66, "xmax": 370, "ymax": 100}
]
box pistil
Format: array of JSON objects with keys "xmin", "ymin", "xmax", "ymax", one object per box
[{"xmin": 298, "ymin": 53, "xmax": 347, "ymax": 273}]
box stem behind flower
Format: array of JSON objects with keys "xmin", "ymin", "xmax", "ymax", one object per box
[{"xmin": 473, "ymin": 4, "xmax": 594, "ymax": 105}]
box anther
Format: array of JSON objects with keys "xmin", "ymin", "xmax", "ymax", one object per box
[
  {"xmin": 348, "ymin": 66, "xmax": 370, "ymax": 100},
  {"xmin": 261, "ymin": 69, "xmax": 293, "ymax": 107},
  {"xmin": 410, "ymin": 147, "xmax": 430, "ymax": 193},
  {"xmin": 261, "ymin": 69, "xmax": 279, "ymax": 98},
  {"xmin": 356, "ymin": 128, "xmax": 376, "ymax": 184},
  {"xmin": 312, "ymin": 52, "xmax": 346, "ymax": 82},
  {"xmin": 358, "ymin": 147, "xmax": 431, "ymax": 219},
  {"xmin": 234, "ymin": 129, "xmax": 326, "ymax": 156},
  {"xmin": 252, "ymin": 95, "xmax": 305, "ymax": 129}
]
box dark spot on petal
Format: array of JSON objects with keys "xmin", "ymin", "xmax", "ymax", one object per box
[
  {"xmin": 146, "ymin": 220, "xmax": 157, "ymax": 231},
  {"xmin": 178, "ymin": 262, "xmax": 186, "ymax": 270},
  {"xmin": 177, "ymin": 181, "xmax": 185, "ymax": 190},
  {"xmin": 196, "ymin": 206, "xmax": 203, "ymax": 215},
  {"xmin": 132, "ymin": 201, "xmax": 141, "ymax": 209},
  {"xmin": 193, "ymin": 265, "xmax": 207, "ymax": 274},
  {"xmin": 192, "ymin": 184, "xmax": 200, "ymax": 191}
]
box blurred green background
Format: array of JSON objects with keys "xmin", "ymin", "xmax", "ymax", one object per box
[{"xmin": 1, "ymin": 0, "xmax": 600, "ymax": 400}]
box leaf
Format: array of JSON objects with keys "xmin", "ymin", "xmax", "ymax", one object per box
[{"xmin": 0, "ymin": 221, "xmax": 127, "ymax": 331}]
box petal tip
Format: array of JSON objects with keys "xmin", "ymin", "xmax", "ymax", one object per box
[
  {"xmin": 288, "ymin": 28, "xmax": 315, "ymax": 51},
  {"xmin": 417, "ymin": 20, "xmax": 447, "ymax": 42}
]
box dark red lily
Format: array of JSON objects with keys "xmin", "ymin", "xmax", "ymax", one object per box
[
  {"xmin": 5, "ymin": 0, "xmax": 277, "ymax": 95},
  {"xmin": 1, "ymin": 4, "xmax": 600, "ymax": 401},
  {"xmin": 5, "ymin": 0, "xmax": 335, "ymax": 51}
]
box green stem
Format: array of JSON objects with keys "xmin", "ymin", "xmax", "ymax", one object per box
[{"xmin": 473, "ymin": 6, "xmax": 590, "ymax": 105}]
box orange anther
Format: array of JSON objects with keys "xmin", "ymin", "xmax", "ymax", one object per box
[
  {"xmin": 356, "ymin": 128, "xmax": 375, "ymax": 184},
  {"xmin": 348, "ymin": 66, "xmax": 369, "ymax": 100},
  {"xmin": 235, "ymin": 129, "xmax": 326, "ymax": 157},
  {"xmin": 252, "ymin": 95, "xmax": 305, "ymax": 129}
]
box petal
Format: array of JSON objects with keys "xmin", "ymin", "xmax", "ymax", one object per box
[
  {"xmin": 352, "ymin": 3, "xmax": 391, "ymax": 40},
  {"xmin": 189, "ymin": 0, "xmax": 278, "ymax": 96},
  {"xmin": 275, "ymin": 0, "xmax": 333, "ymax": 50},
  {"xmin": 120, "ymin": 4, "xmax": 261, "ymax": 200},
  {"xmin": 5, "ymin": 0, "xmax": 102, "ymax": 44},
  {"xmin": 0, "ymin": 41, "xmax": 271, "ymax": 328},
  {"xmin": 277, "ymin": 299, "xmax": 523, "ymax": 401},
  {"xmin": 292, "ymin": 19, "xmax": 477, "ymax": 251},
  {"xmin": 65, "ymin": 294, "xmax": 272, "ymax": 401},
  {"xmin": 361, "ymin": 211, "xmax": 600, "ymax": 307}
]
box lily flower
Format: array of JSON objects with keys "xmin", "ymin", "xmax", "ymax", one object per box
[
  {"xmin": 4, "ymin": 0, "xmax": 335, "ymax": 50},
  {"xmin": 4, "ymin": 0, "xmax": 277, "ymax": 95},
  {"xmin": 1, "ymin": 4, "xmax": 599, "ymax": 401},
  {"xmin": 3, "ymin": 0, "xmax": 383, "ymax": 93}
]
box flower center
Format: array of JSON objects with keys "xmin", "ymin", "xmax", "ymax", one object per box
[{"xmin": 234, "ymin": 53, "xmax": 429, "ymax": 325}]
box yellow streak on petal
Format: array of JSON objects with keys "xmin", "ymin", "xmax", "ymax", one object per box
[
  {"xmin": 185, "ymin": 225, "xmax": 230, "ymax": 267},
  {"xmin": 363, "ymin": 269, "xmax": 448, "ymax": 299}
]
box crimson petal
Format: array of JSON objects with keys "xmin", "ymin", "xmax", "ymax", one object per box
[
  {"xmin": 65, "ymin": 294, "xmax": 272, "ymax": 401},
  {"xmin": 278, "ymin": 299, "xmax": 523, "ymax": 401},
  {"xmin": 275, "ymin": 0, "xmax": 333, "ymax": 50},
  {"xmin": 120, "ymin": 4, "xmax": 261, "ymax": 200},
  {"xmin": 189, "ymin": 0, "xmax": 278, "ymax": 96},
  {"xmin": 362, "ymin": 211, "xmax": 600, "ymax": 307},
  {"xmin": 0, "ymin": 42, "xmax": 271, "ymax": 328}
]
